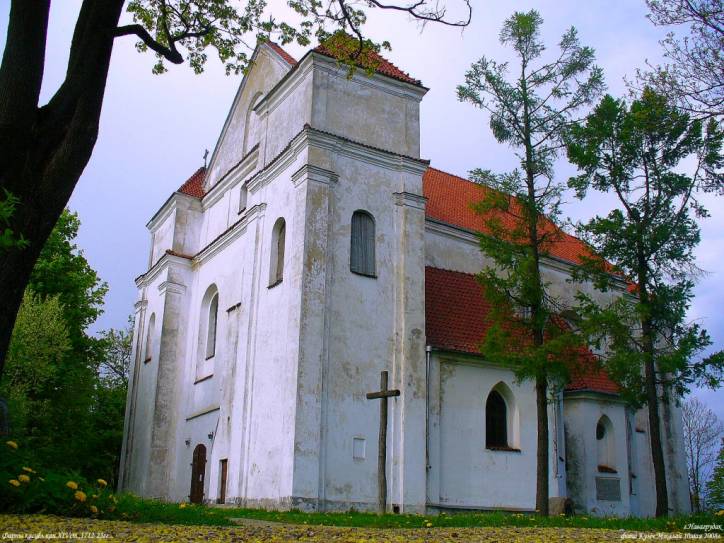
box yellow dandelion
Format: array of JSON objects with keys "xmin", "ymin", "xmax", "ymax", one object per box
[
  {"xmin": 66, "ymin": 481, "xmax": 78, "ymax": 490},
  {"xmin": 21, "ymin": 467, "xmax": 34, "ymax": 473},
  {"xmin": 179, "ymin": 503, "xmax": 187, "ymax": 509},
  {"xmin": 5, "ymin": 441, "xmax": 18, "ymax": 450},
  {"xmin": 716, "ymin": 509, "xmax": 724, "ymax": 516},
  {"xmin": 424, "ymin": 521, "xmax": 433, "ymax": 527},
  {"xmin": 74, "ymin": 490, "xmax": 87, "ymax": 502},
  {"xmin": 97, "ymin": 478, "xmax": 108, "ymax": 488},
  {"xmin": 90, "ymin": 505, "xmax": 98, "ymax": 514},
  {"xmin": 8, "ymin": 479, "xmax": 20, "ymax": 487},
  {"xmin": 17, "ymin": 474, "xmax": 30, "ymax": 483}
]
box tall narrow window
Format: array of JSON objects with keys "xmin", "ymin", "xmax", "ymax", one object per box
[
  {"xmin": 144, "ymin": 313, "xmax": 156, "ymax": 363},
  {"xmin": 205, "ymin": 293, "xmax": 218, "ymax": 359},
  {"xmin": 350, "ymin": 210, "xmax": 375, "ymax": 276},
  {"xmin": 269, "ymin": 218, "xmax": 285, "ymax": 286},
  {"xmin": 486, "ymin": 390, "xmax": 508, "ymax": 448}
]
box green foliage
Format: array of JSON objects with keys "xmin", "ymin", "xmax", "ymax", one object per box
[
  {"xmin": 0, "ymin": 441, "xmax": 117, "ymax": 517},
  {"xmin": 0, "ymin": 209, "xmax": 128, "ymax": 486},
  {"xmin": 0, "ymin": 190, "xmax": 28, "ymax": 251},
  {"xmin": 121, "ymin": 0, "xmax": 463, "ymax": 75},
  {"xmin": 566, "ymin": 89, "xmax": 724, "ymax": 403},
  {"xmin": 28, "ymin": 210, "xmax": 107, "ymax": 356},
  {"xmin": 456, "ymin": 9, "xmax": 604, "ymax": 385},
  {"xmin": 707, "ymin": 439, "xmax": 724, "ymax": 510},
  {"xmin": 0, "ymin": 292, "xmax": 70, "ymax": 438}
]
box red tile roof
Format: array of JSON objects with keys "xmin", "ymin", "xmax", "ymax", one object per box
[
  {"xmin": 266, "ymin": 41, "xmax": 298, "ymax": 66},
  {"xmin": 313, "ymin": 43, "xmax": 421, "ymax": 86},
  {"xmin": 177, "ymin": 167, "xmax": 206, "ymax": 199},
  {"xmin": 423, "ymin": 168, "xmax": 596, "ymax": 266},
  {"xmin": 425, "ymin": 267, "xmax": 619, "ymax": 394}
]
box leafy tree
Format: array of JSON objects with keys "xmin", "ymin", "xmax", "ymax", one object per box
[
  {"xmin": 566, "ymin": 89, "xmax": 723, "ymax": 516},
  {"xmin": 0, "ymin": 292, "xmax": 70, "ymax": 441},
  {"xmin": 0, "ymin": 209, "xmax": 128, "ymax": 484},
  {"xmin": 98, "ymin": 318, "xmax": 133, "ymax": 388},
  {"xmin": 707, "ymin": 438, "xmax": 724, "ymax": 510},
  {"xmin": 0, "ymin": 0, "xmax": 472, "ymax": 378},
  {"xmin": 457, "ymin": 10, "xmax": 604, "ymax": 515},
  {"xmin": 681, "ymin": 398, "xmax": 723, "ymax": 511},
  {"xmin": 28, "ymin": 210, "xmax": 108, "ymax": 360},
  {"xmin": 638, "ymin": 0, "xmax": 723, "ymax": 120}
]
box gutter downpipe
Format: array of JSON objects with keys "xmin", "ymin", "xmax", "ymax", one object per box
[{"xmin": 425, "ymin": 345, "xmax": 432, "ymax": 505}]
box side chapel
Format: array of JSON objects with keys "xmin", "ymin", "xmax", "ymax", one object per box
[{"xmin": 119, "ymin": 41, "xmax": 691, "ymax": 517}]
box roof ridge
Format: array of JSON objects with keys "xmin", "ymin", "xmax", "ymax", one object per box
[{"xmin": 265, "ymin": 41, "xmax": 298, "ymax": 66}]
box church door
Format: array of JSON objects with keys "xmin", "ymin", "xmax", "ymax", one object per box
[{"xmin": 190, "ymin": 444, "xmax": 207, "ymax": 504}]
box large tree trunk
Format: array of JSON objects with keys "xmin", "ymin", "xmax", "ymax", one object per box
[
  {"xmin": 643, "ymin": 320, "xmax": 669, "ymax": 517},
  {"xmin": 535, "ymin": 371, "xmax": 549, "ymax": 515},
  {"xmin": 0, "ymin": 0, "xmax": 125, "ymax": 375}
]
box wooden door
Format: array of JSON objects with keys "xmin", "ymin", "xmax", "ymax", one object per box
[
  {"xmin": 190, "ymin": 444, "xmax": 207, "ymax": 504},
  {"xmin": 218, "ymin": 459, "xmax": 228, "ymax": 504}
]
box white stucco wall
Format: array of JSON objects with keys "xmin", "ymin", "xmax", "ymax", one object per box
[{"xmin": 120, "ymin": 40, "xmax": 691, "ymax": 517}]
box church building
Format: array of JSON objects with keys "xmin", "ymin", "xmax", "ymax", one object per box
[{"xmin": 119, "ymin": 41, "xmax": 691, "ymax": 517}]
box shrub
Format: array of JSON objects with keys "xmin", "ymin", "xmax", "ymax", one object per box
[{"xmin": 0, "ymin": 440, "xmax": 117, "ymax": 517}]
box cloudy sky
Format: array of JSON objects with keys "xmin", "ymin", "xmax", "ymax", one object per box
[{"xmin": 0, "ymin": 1, "xmax": 721, "ymax": 415}]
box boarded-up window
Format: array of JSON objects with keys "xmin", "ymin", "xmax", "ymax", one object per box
[
  {"xmin": 486, "ymin": 390, "xmax": 508, "ymax": 448},
  {"xmin": 270, "ymin": 218, "xmax": 285, "ymax": 286},
  {"xmin": 350, "ymin": 211, "xmax": 375, "ymax": 276},
  {"xmin": 205, "ymin": 294, "xmax": 218, "ymax": 359}
]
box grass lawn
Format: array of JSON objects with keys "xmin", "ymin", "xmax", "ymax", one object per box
[{"xmin": 112, "ymin": 495, "xmax": 723, "ymax": 532}]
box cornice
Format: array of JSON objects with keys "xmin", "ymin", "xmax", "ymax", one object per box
[
  {"xmin": 394, "ymin": 191, "xmax": 427, "ymax": 210},
  {"xmin": 135, "ymin": 251, "xmax": 193, "ymax": 289},
  {"xmin": 146, "ymin": 192, "xmax": 201, "ymax": 232},
  {"xmin": 291, "ymin": 164, "xmax": 339, "ymax": 187},
  {"xmin": 202, "ymin": 145, "xmax": 259, "ymax": 208},
  {"xmin": 425, "ymin": 218, "xmax": 629, "ymax": 291},
  {"xmin": 158, "ymin": 280, "xmax": 187, "ymax": 296},
  {"xmin": 194, "ymin": 203, "xmax": 267, "ymax": 265},
  {"xmin": 563, "ymin": 390, "xmax": 624, "ymax": 403}
]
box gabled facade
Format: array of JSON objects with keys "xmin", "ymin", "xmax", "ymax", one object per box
[{"xmin": 119, "ymin": 41, "xmax": 690, "ymax": 517}]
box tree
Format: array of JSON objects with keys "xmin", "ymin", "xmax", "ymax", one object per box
[
  {"xmin": 0, "ymin": 292, "xmax": 71, "ymax": 441},
  {"xmin": 681, "ymin": 397, "xmax": 723, "ymax": 511},
  {"xmin": 98, "ymin": 318, "xmax": 133, "ymax": 388},
  {"xmin": 638, "ymin": 0, "xmax": 723, "ymax": 119},
  {"xmin": 566, "ymin": 89, "xmax": 723, "ymax": 516},
  {"xmin": 0, "ymin": 0, "xmax": 472, "ymax": 378},
  {"xmin": 0, "ymin": 208, "xmax": 128, "ymax": 483},
  {"xmin": 457, "ymin": 10, "xmax": 604, "ymax": 515},
  {"xmin": 707, "ymin": 438, "xmax": 724, "ymax": 510}
]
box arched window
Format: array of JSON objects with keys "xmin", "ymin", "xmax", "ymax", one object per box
[
  {"xmin": 486, "ymin": 390, "xmax": 508, "ymax": 449},
  {"xmin": 205, "ymin": 293, "xmax": 218, "ymax": 360},
  {"xmin": 144, "ymin": 313, "xmax": 156, "ymax": 363},
  {"xmin": 269, "ymin": 218, "xmax": 285, "ymax": 286},
  {"xmin": 350, "ymin": 210, "xmax": 375, "ymax": 276},
  {"xmin": 597, "ymin": 415, "xmax": 616, "ymax": 472}
]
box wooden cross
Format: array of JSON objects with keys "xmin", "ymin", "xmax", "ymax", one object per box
[
  {"xmin": 366, "ymin": 370, "xmax": 400, "ymax": 513},
  {"xmin": 203, "ymin": 148, "xmax": 209, "ymax": 167}
]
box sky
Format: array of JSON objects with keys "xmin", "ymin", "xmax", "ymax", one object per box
[{"xmin": 0, "ymin": 1, "xmax": 721, "ymax": 416}]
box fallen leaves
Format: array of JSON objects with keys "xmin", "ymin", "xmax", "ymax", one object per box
[{"xmin": 0, "ymin": 514, "xmax": 648, "ymax": 542}]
